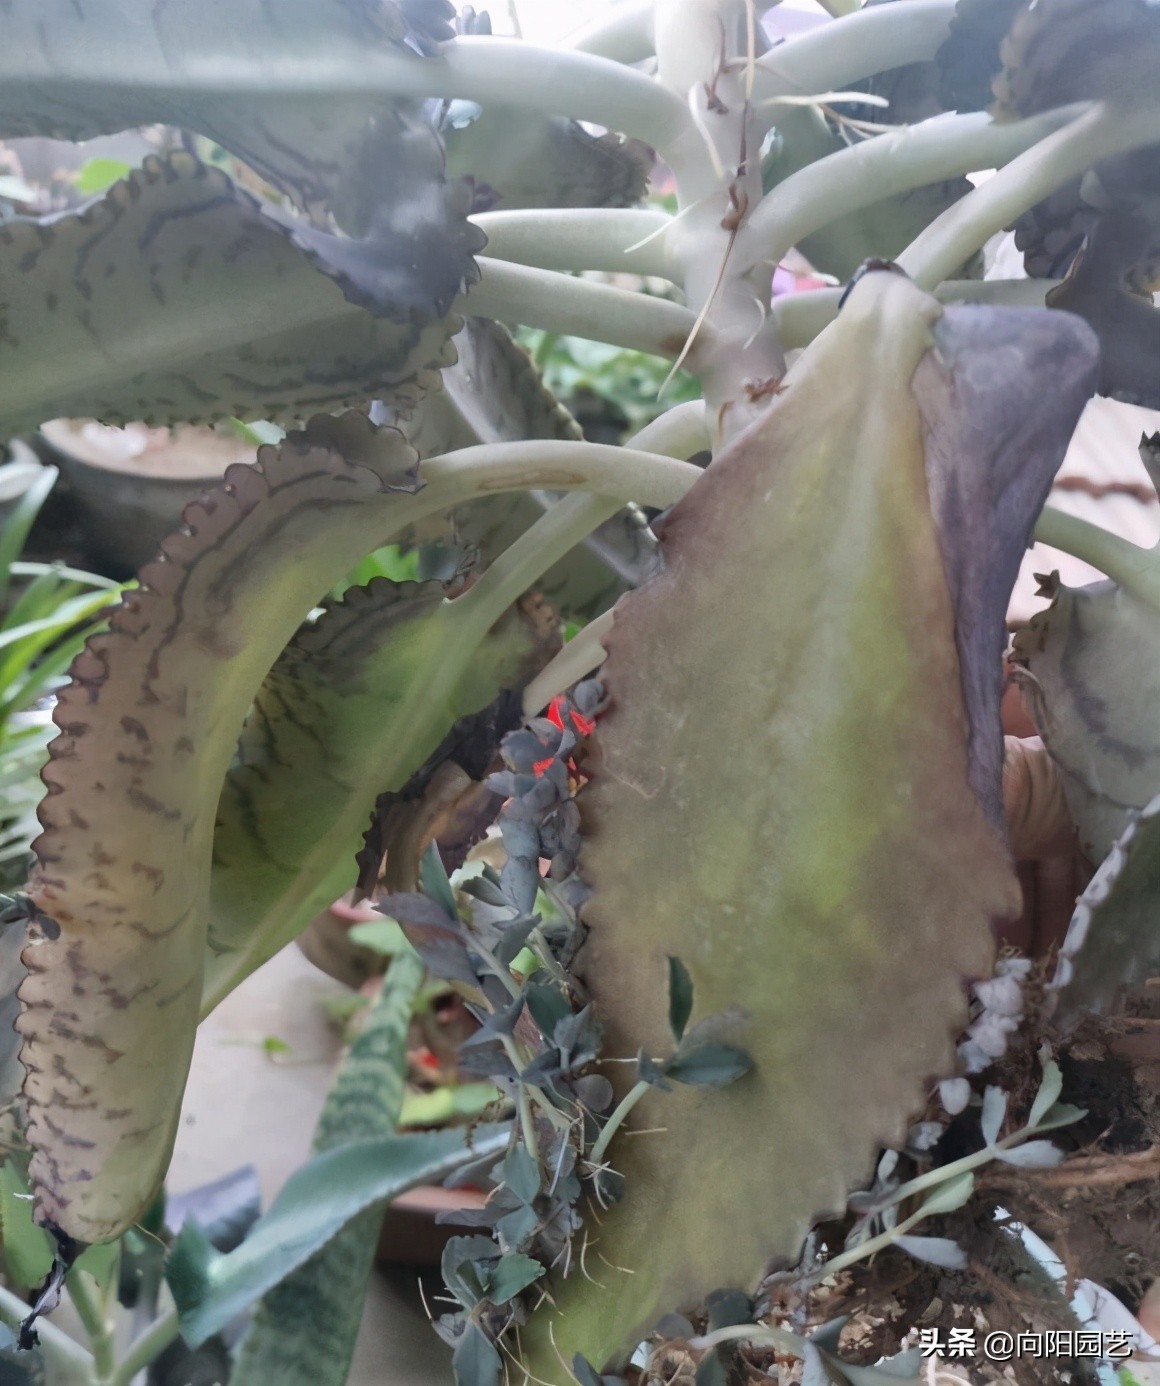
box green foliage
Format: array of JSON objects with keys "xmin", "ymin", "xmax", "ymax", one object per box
[
  {"xmin": 517, "ymin": 329, "xmax": 700, "ymax": 440},
  {"xmin": 168, "ymin": 1125, "xmax": 507, "ymax": 1348},
  {"xmin": 0, "ymin": 466, "xmax": 121, "ymax": 886},
  {"xmin": 231, "ymin": 947, "xmax": 428, "ymax": 1386}
]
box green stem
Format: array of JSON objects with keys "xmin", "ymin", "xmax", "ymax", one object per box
[
  {"xmin": 467, "ymin": 257, "xmax": 696, "ymax": 360},
  {"xmin": 450, "ymin": 491, "xmax": 626, "ymax": 637},
  {"xmin": 472, "ymin": 209, "xmax": 676, "ymax": 281},
  {"xmin": 625, "ymin": 399, "xmax": 710, "ymax": 458},
  {"xmin": 899, "ymin": 102, "xmax": 1160, "ymax": 289},
  {"xmin": 0, "ymin": 1282, "xmax": 95, "ymax": 1382},
  {"xmin": 754, "ymin": 0, "xmax": 955, "ymax": 106},
  {"xmin": 685, "ymin": 1322, "xmax": 810, "ymax": 1357},
  {"xmin": 66, "ymin": 1272, "xmax": 115, "ymax": 1384},
  {"xmin": 743, "ymin": 106, "xmax": 1082, "ymax": 275},
  {"xmin": 1034, "ymin": 507, "xmax": 1160, "ymax": 608},
  {"xmin": 523, "ymin": 609, "xmax": 615, "ymax": 716},
  {"xmin": 106, "ymin": 1307, "xmax": 180, "ymax": 1386},
  {"xmin": 563, "ymin": 0, "xmax": 655, "ymax": 63},
  {"xmin": 805, "ymin": 1199, "xmax": 934, "ymax": 1280},
  {"xmin": 770, "ymin": 278, "xmax": 1059, "ymax": 352},
  {"xmin": 588, "ymin": 1078, "xmax": 652, "ymax": 1168}
]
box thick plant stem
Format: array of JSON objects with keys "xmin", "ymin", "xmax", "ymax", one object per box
[
  {"xmin": 563, "ymin": 0, "xmax": 655, "ymax": 63},
  {"xmin": 753, "ymin": 0, "xmax": 956, "ymax": 107},
  {"xmin": 743, "ymin": 106, "xmax": 1083, "ymax": 273},
  {"xmin": 369, "ymin": 36, "xmax": 691, "ymax": 157},
  {"xmin": 655, "ymin": 0, "xmax": 785, "ymax": 440},
  {"xmin": 467, "ymin": 259, "xmax": 697, "ymax": 360},
  {"xmin": 107, "ymin": 1307, "xmax": 181, "ymax": 1386},
  {"xmin": 770, "ymin": 278, "xmax": 1058, "ymax": 351},
  {"xmin": 66, "ymin": 1272, "xmax": 115, "ymax": 1384},
  {"xmin": 453, "ymin": 492, "xmax": 627, "ymax": 638},
  {"xmin": 1034, "ymin": 508, "xmax": 1160, "ymax": 609},
  {"xmin": 626, "ymin": 399, "xmax": 711, "ymax": 458},
  {"xmin": 523, "ymin": 610, "xmax": 616, "ymax": 715},
  {"xmin": 419, "ymin": 441, "xmax": 700, "ymax": 515},
  {"xmin": 471, "ymin": 209, "xmax": 676, "ymax": 280},
  {"xmin": 899, "ymin": 102, "xmax": 1160, "ymax": 289}
]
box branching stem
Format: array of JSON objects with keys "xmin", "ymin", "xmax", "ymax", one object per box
[
  {"xmin": 899, "ymin": 102, "xmax": 1160, "ymax": 288},
  {"xmin": 744, "ymin": 105, "xmax": 1083, "ymax": 274},
  {"xmin": 753, "ymin": 0, "xmax": 955, "ymax": 108},
  {"xmin": 467, "ymin": 259, "xmax": 696, "ymax": 360},
  {"xmin": 1034, "ymin": 508, "xmax": 1160, "ymax": 609},
  {"xmin": 106, "ymin": 1307, "xmax": 181, "ymax": 1386},
  {"xmin": 471, "ymin": 209, "xmax": 676, "ymax": 281}
]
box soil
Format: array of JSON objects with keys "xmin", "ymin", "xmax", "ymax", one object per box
[{"xmin": 641, "ymin": 975, "xmax": 1160, "ymax": 1386}]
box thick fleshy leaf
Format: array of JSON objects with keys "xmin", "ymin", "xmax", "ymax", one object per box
[
  {"xmin": 207, "ymin": 584, "xmax": 550, "ymax": 989},
  {"xmin": 0, "ymin": 155, "xmax": 461, "ymax": 435},
  {"xmin": 444, "ymin": 111, "xmax": 650, "ymax": 211},
  {"xmin": 910, "ymin": 301, "xmax": 1098, "ymax": 829},
  {"xmin": 1053, "ymin": 792, "xmax": 1160, "ymax": 1016},
  {"xmin": 1045, "ymin": 211, "xmax": 1160, "ymax": 408},
  {"xmin": 0, "ymin": 0, "xmax": 472, "ymax": 258},
  {"xmin": 1013, "ymin": 569, "xmax": 1160, "ymax": 862},
  {"xmin": 17, "ymin": 411, "xmax": 540, "ymax": 1245},
  {"xmin": 992, "ymin": 0, "xmax": 1160, "ymax": 120},
  {"xmin": 936, "ymin": 0, "xmax": 1022, "ymax": 113},
  {"xmin": 518, "ymin": 274, "xmax": 1097, "ymax": 1373},
  {"xmin": 168, "ymin": 1125, "xmax": 507, "ymax": 1348},
  {"xmin": 387, "ymin": 317, "xmax": 657, "ymax": 618}
]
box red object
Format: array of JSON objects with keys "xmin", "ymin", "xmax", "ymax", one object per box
[{"xmin": 533, "ymin": 695, "xmax": 596, "ymax": 775}]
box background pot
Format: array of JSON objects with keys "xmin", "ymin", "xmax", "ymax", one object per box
[{"xmin": 38, "ymin": 418, "xmax": 258, "ymax": 574}]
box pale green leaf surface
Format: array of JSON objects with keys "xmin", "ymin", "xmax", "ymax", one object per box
[
  {"xmin": 18, "ymin": 414, "xmax": 431, "ymax": 1244},
  {"xmin": 520, "ymin": 275, "xmax": 1096, "ymax": 1374},
  {"xmin": 0, "ymin": 154, "xmax": 459, "ymax": 436}
]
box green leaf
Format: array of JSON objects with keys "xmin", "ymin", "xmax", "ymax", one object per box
[
  {"xmin": 1027, "ymin": 1059, "xmax": 1064, "ymax": 1128},
  {"xmin": 487, "ymin": 1252, "xmax": 545, "ymax": 1305},
  {"xmin": 666, "ymin": 956, "xmax": 694, "ymax": 1043},
  {"xmin": 665, "ymin": 1044, "xmax": 752, "ymax": 1089},
  {"xmin": 453, "ymin": 1321, "xmax": 503, "ymax": 1386},
  {"xmin": 0, "ymin": 0, "xmax": 478, "ymax": 300},
  {"xmin": 399, "ymin": 1082, "xmax": 501, "ymax": 1128},
  {"xmin": 347, "ymin": 919, "xmax": 411, "ymax": 956},
  {"xmin": 914, "ymin": 1172, "xmax": 974, "ymax": 1219},
  {"xmin": 420, "ymin": 842, "xmax": 460, "ymax": 923},
  {"xmin": 1014, "ymin": 542, "xmax": 1160, "ymax": 864},
  {"xmin": 72, "ymin": 157, "xmax": 133, "ymax": 195},
  {"xmin": 0, "ymin": 1159, "xmax": 53, "ymax": 1289},
  {"xmin": 0, "ymin": 466, "xmax": 57, "ymax": 607},
  {"xmin": 517, "ymin": 274, "xmax": 1097, "ymax": 1374},
  {"xmin": 231, "ymin": 949, "xmax": 430, "ymax": 1386},
  {"xmin": 0, "ymin": 155, "xmax": 461, "ymax": 434},
  {"xmin": 169, "ymin": 1125, "xmax": 507, "ymax": 1347}
]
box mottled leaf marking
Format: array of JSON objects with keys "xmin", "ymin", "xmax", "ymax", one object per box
[
  {"xmin": 389, "ymin": 318, "xmax": 657, "ymax": 618},
  {"xmin": 0, "ymin": 155, "xmax": 463, "ymax": 435},
  {"xmin": 18, "ymin": 413, "xmax": 432, "ymax": 1243}
]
